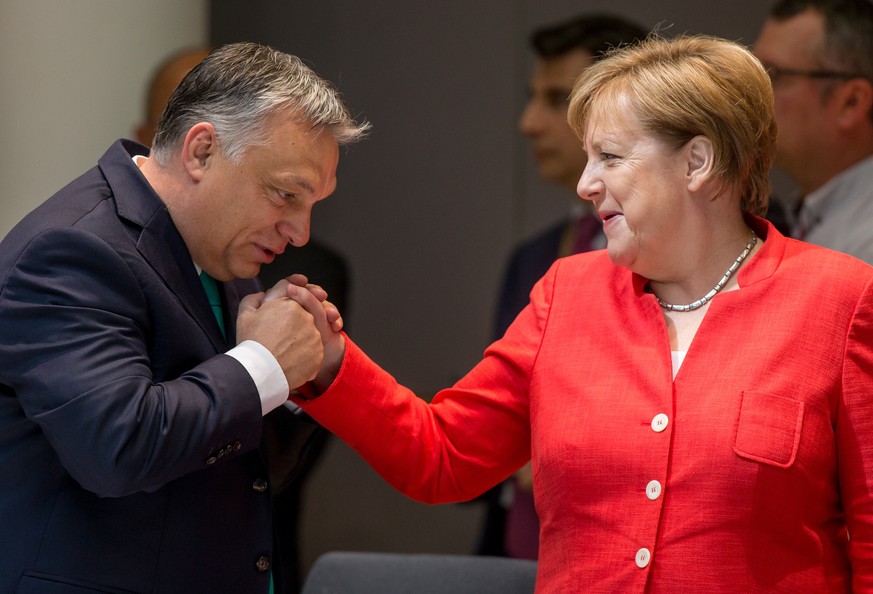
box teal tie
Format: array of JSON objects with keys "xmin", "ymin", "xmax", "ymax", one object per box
[
  {"xmin": 200, "ymin": 271, "xmax": 274, "ymax": 593},
  {"xmin": 198, "ymin": 271, "xmax": 226, "ymax": 338}
]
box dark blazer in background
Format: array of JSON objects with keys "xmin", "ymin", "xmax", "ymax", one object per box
[{"xmin": 0, "ymin": 140, "xmax": 317, "ymax": 593}]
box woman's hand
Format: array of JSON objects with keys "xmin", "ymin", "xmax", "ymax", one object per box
[{"xmin": 264, "ymin": 274, "xmax": 345, "ymax": 391}]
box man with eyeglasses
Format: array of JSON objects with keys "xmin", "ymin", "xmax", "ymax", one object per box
[{"xmin": 753, "ymin": 0, "xmax": 873, "ymax": 262}]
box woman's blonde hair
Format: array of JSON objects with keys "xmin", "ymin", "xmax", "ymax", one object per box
[{"xmin": 568, "ymin": 35, "xmax": 775, "ymax": 216}]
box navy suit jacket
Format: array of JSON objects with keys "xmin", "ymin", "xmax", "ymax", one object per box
[
  {"xmin": 493, "ymin": 220, "xmax": 569, "ymax": 339},
  {"xmin": 0, "ymin": 140, "xmax": 313, "ymax": 593}
]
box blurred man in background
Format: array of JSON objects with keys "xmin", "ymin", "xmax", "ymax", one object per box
[{"xmin": 753, "ymin": 0, "xmax": 873, "ymax": 261}]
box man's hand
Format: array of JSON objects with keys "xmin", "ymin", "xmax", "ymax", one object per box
[{"xmin": 236, "ymin": 290, "xmax": 323, "ymax": 389}]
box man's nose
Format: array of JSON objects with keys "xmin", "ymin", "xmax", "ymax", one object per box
[
  {"xmin": 278, "ymin": 214, "xmax": 311, "ymax": 248},
  {"xmin": 518, "ymin": 102, "xmax": 543, "ymax": 136}
]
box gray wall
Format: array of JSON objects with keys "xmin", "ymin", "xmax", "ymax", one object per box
[
  {"xmin": 213, "ymin": 1, "xmax": 525, "ymax": 393},
  {"xmin": 210, "ymin": 0, "xmax": 777, "ymax": 577},
  {"xmin": 0, "ymin": 0, "xmax": 207, "ymax": 239}
]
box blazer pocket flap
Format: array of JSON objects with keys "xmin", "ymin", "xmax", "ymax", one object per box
[{"xmin": 733, "ymin": 391, "xmax": 804, "ymax": 469}]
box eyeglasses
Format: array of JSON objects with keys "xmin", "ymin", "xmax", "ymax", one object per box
[{"xmin": 765, "ymin": 65, "xmax": 867, "ymax": 85}]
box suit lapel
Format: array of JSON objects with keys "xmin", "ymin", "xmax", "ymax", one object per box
[
  {"xmin": 137, "ymin": 208, "xmax": 228, "ymax": 351},
  {"xmin": 99, "ymin": 140, "xmax": 228, "ymax": 352}
]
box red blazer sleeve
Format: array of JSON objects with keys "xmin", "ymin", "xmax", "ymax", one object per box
[{"xmin": 297, "ymin": 268, "xmax": 559, "ymax": 503}]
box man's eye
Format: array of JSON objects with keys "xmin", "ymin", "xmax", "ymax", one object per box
[{"xmin": 545, "ymin": 93, "xmax": 570, "ymax": 109}]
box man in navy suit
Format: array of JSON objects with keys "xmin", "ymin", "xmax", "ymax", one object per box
[
  {"xmin": 134, "ymin": 46, "xmax": 353, "ymax": 594},
  {"xmin": 0, "ymin": 42, "xmax": 368, "ymax": 593}
]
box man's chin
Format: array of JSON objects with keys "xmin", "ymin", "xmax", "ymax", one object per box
[{"xmin": 229, "ymin": 264, "xmax": 262, "ymax": 281}]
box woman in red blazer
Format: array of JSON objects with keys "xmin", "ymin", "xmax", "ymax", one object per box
[{"xmin": 286, "ymin": 35, "xmax": 873, "ymax": 592}]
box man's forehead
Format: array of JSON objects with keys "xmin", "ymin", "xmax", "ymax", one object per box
[{"xmin": 533, "ymin": 50, "xmax": 595, "ymax": 84}]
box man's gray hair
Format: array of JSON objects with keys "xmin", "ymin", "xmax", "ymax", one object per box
[{"xmin": 151, "ymin": 42, "xmax": 370, "ymax": 165}]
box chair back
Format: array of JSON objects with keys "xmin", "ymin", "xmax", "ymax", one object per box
[{"xmin": 301, "ymin": 551, "xmax": 537, "ymax": 594}]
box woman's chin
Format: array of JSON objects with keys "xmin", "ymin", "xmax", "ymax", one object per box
[{"xmin": 606, "ymin": 244, "xmax": 636, "ymax": 270}]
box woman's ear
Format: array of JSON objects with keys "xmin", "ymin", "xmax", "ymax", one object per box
[
  {"xmin": 685, "ymin": 135, "xmax": 715, "ymax": 192},
  {"xmin": 181, "ymin": 122, "xmax": 217, "ymax": 182}
]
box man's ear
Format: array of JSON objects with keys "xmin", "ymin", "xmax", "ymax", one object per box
[
  {"xmin": 835, "ymin": 78, "xmax": 873, "ymax": 131},
  {"xmin": 685, "ymin": 135, "xmax": 715, "ymax": 192},
  {"xmin": 181, "ymin": 122, "xmax": 217, "ymax": 182}
]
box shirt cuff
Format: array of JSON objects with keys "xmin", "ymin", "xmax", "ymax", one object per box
[{"xmin": 226, "ymin": 340, "xmax": 294, "ymax": 415}]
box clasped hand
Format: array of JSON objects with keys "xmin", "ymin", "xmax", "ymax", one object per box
[{"xmin": 236, "ymin": 274, "xmax": 345, "ymax": 391}]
